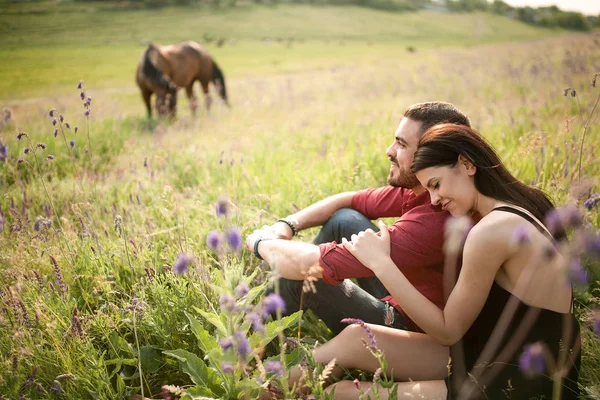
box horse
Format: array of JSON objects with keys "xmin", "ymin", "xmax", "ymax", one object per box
[{"xmin": 135, "ymin": 40, "xmax": 229, "ymax": 118}]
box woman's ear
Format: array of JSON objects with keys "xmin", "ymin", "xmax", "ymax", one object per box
[{"xmin": 458, "ymin": 154, "xmax": 476, "ymax": 176}]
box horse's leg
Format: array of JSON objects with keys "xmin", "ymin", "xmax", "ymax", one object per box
[
  {"xmin": 201, "ymin": 80, "xmax": 212, "ymax": 113},
  {"xmin": 185, "ymin": 84, "xmax": 198, "ymax": 116},
  {"xmin": 141, "ymin": 86, "xmax": 153, "ymax": 118}
]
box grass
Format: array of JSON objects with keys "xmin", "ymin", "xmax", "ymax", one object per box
[
  {"xmin": 0, "ymin": 1, "xmax": 564, "ymax": 99},
  {"xmin": 0, "ymin": 1, "xmax": 599, "ymax": 399}
]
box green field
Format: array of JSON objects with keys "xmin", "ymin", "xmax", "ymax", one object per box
[{"xmin": 0, "ymin": 1, "xmax": 599, "ymax": 399}]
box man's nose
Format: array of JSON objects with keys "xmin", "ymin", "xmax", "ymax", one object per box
[{"xmin": 386, "ymin": 144, "xmax": 395, "ymax": 158}]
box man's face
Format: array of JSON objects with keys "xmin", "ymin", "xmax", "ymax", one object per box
[{"xmin": 386, "ymin": 118, "xmax": 422, "ymax": 189}]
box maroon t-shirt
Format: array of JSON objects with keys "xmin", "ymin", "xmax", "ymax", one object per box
[{"xmin": 318, "ymin": 186, "xmax": 448, "ymax": 332}]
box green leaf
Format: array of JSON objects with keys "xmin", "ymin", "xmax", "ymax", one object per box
[
  {"xmin": 163, "ymin": 349, "xmax": 224, "ymax": 397},
  {"xmin": 194, "ymin": 308, "xmax": 228, "ymax": 337},
  {"xmin": 181, "ymin": 386, "xmax": 218, "ymax": 399},
  {"xmin": 108, "ymin": 332, "xmax": 134, "ymax": 358},
  {"xmin": 116, "ymin": 375, "xmax": 126, "ymax": 395},
  {"xmin": 185, "ymin": 311, "xmax": 218, "ymax": 353},
  {"xmin": 249, "ymin": 311, "xmax": 302, "ymax": 349},
  {"xmin": 140, "ymin": 345, "xmax": 162, "ymax": 373}
]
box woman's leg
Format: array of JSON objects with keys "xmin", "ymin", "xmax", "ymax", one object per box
[
  {"xmin": 327, "ymin": 380, "xmax": 447, "ymax": 400},
  {"xmin": 315, "ymin": 323, "xmax": 449, "ymax": 382}
]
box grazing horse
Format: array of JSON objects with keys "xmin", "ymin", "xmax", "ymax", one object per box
[{"xmin": 135, "ymin": 40, "xmax": 229, "ymax": 118}]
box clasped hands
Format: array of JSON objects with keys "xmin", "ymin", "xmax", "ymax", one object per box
[
  {"xmin": 341, "ymin": 220, "xmax": 392, "ymax": 273},
  {"xmin": 245, "ymin": 221, "xmax": 294, "ymax": 253}
]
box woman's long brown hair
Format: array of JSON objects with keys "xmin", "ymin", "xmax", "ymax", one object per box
[{"xmin": 411, "ymin": 124, "xmax": 554, "ymax": 224}]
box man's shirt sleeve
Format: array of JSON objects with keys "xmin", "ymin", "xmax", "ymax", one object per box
[{"xmin": 351, "ymin": 186, "xmax": 408, "ymax": 220}]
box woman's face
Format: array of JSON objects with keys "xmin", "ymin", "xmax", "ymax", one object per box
[{"xmin": 415, "ymin": 160, "xmax": 478, "ymax": 216}]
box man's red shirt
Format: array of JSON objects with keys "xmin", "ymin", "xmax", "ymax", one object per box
[{"xmin": 318, "ymin": 186, "xmax": 448, "ymax": 332}]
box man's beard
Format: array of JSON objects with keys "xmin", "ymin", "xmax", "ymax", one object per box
[{"xmin": 387, "ymin": 167, "xmax": 420, "ymax": 188}]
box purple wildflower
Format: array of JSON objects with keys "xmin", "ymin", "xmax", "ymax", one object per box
[
  {"xmin": 234, "ymin": 331, "xmax": 250, "ymax": 359},
  {"xmin": 263, "ymin": 293, "xmax": 286, "ymax": 317},
  {"xmin": 59, "ymin": 115, "xmax": 64, "ymax": 123},
  {"xmin": 221, "ymin": 362, "xmax": 235, "ymax": 374},
  {"xmin": 80, "ymin": 92, "xmax": 85, "ymax": 100},
  {"xmin": 173, "ymin": 253, "xmax": 191, "ymax": 275},
  {"xmin": 584, "ymin": 193, "xmax": 600, "ymax": 210},
  {"xmin": 53, "ymin": 129, "xmax": 58, "ymax": 137},
  {"xmin": 0, "ymin": 209, "xmax": 4, "ymax": 232},
  {"xmin": 0, "ymin": 143, "xmax": 8, "ymax": 161},
  {"xmin": 341, "ymin": 318, "xmax": 379, "ymax": 354},
  {"xmin": 52, "ymin": 119, "xmax": 57, "ymax": 126},
  {"xmin": 50, "ymin": 380, "xmax": 62, "ymax": 395},
  {"xmin": 77, "ymin": 81, "xmax": 83, "ymax": 89},
  {"xmin": 219, "ymin": 336, "xmax": 234, "ymax": 351},
  {"xmin": 219, "ymin": 293, "xmax": 238, "ymax": 314},
  {"xmin": 47, "ymin": 155, "xmax": 55, "ymax": 160},
  {"xmin": 567, "ymin": 258, "xmax": 589, "ymax": 287},
  {"xmin": 246, "ymin": 312, "xmax": 264, "ymax": 334},
  {"xmin": 70, "ymin": 140, "xmax": 75, "ymax": 148},
  {"xmin": 512, "ymin": 225, "xmax": 531, "ymax": 246},
  {"xmin": 586, "ymin": 234, "xmax": 600, "ymax": 257},
  {"xmin": 36, "ymin": 143, "xmax": 46, "ymax": 150},
  {"xmin": 545, "ymin": 206, "xmax": 582, "ymax": 235},
  {"xmin": 519, "ymin": 342, "xmax": 546, "ymax": 377},
  {"xmin": 16, "ymin": 131, "xmax": 27, "ymax": 140},
  {"xmin": 71, "ymin": 306, "xmax": 83, "ymax": 337},
  {"xmin": 65, "ymin": 122, "xmax": 71, "ymax": 129},
  {"xmin": 226, "ymin": 227, "xmax": 242, "ymax": 252},
  {"xmin": 207, "ymin": 230, "xmax": 222, "ymax": 251},
  {"xmin": 48, "ymin": 109, "xmax": 55, "ymax": 118},
  {"xmin": 235, "ymin": 283, "xmax": 249, "ymax": 298},
  {"xmin": 84, "ymin": 110, "xmax": 90, "ymax": 117},
  {"xmin": 264, "ymin": 360, "xmax": 284, "ymax": 377},
  {"xmin": 74, "ymin": 127, "xmax": 78, "ymax": 134},
  {"xmin": 216, "ymin": 198, "xmax": 228, "ymax": 217},
  {"xmin": 143, "ymin": 157, "xmax": 148, "ymax": 167}
]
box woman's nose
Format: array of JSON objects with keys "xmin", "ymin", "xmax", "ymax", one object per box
[{"xmin": 430, "ymin": 192, "xmax": 441, "ymax": 206}]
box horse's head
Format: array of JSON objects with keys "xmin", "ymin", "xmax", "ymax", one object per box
[{"xmin": 155, "ymin": 83, "xmax": 178, "ymax": 118}]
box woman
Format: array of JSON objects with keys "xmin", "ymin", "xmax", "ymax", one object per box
[{"xmin": 303, "ymin": 124, "xmax": 580, "ymax": 399}]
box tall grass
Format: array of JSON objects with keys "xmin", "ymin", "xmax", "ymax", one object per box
[{"xmin": 0, "ymin": 27, "xmax": 599, "ymax": 399}]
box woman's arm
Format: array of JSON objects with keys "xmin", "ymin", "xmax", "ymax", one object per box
[{"xmin": 344, "ymin": 220, "xmax": 509, "ymax": 346}]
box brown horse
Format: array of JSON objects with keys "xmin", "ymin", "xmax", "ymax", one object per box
[{"xmin": 135, "ymin": 40, "xmax": 229, "ymax": 118}]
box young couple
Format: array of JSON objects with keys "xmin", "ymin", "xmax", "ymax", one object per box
[{"xmin": 246, "ymin": 102, "xmax": 581, "ymax": 399}]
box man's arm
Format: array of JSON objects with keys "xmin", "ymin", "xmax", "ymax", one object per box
[
  {"xmin": 246, "ymin": 235, "xmax": 323, "ymax": 280},
  {"xmin": 268, "ymin": 192, "xmax": 356, "ymax": 239}
]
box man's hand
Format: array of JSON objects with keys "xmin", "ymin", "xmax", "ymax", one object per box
[
  {"xmin": 268, "ymin": 221, "xmax": 295, "ymax": 240},
  {"xmin": 245, "ymin": 226, "xmax": 281, "ymax": 253}
]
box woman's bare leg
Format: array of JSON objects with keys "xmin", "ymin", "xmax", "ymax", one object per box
[
  {"xmin": 327, "ymin": 380, "xmax": 447, "ymax": 400},
  {"xmin": 314, "ymin": 324, "xmax": 449, "ymax": 381}
]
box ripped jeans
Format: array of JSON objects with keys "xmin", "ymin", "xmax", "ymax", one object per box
[{"xmin": 276, "ymin": 208, "xmax": 411, "ymax": 335}]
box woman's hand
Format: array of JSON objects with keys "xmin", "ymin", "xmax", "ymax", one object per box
[{"xmin": 341, "ymin": 220, "xmax": 393, "ymax": 273}]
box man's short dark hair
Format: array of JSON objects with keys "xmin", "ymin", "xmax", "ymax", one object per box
[{"xmin": 403, "ymin": 102, "xmax": 471, "ymax": 136}]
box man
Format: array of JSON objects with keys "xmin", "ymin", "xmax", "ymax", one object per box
[{"xmin": 246, "ymin": 102, "xmax": 471, "ymax": 335}]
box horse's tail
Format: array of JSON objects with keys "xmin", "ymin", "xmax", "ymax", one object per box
[
  {"xmin": 141, "ymin": 44, "xmax": 176, "ymax": 93},
  {"xmin": 212, "ymin": 61, "xmax": 230, "ymax": 107}
]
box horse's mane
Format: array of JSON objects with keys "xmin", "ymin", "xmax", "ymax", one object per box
[{"xmin": 141, "ymin": 44, "xmax": 175, "ymax": 92}]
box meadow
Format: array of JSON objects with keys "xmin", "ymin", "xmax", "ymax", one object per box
[{"xmin": 0, "ymin": 1, "xmax": 599, "ymax": 399}]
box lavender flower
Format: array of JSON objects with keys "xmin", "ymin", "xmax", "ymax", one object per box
[
  {"xmin": 219, "ymin": 336, "xmax": 234, "ymax": 351},
  {"xmin": 84, "ymin": 110, "xmax": 91, "ymax": 117},
  {"xmin": 47, "ymin": 155, "xmax": 55, "ymax": 160},
  {"xmin": 586, "ymin": 234, "xmax": 600, "ymax": 257},
  {"xmin": 512, "ymin": 225, "xmax": 531, "ymax": 246},
  {"xmin": 207, "ymin": 230, "xmax": 222, "ymax": 251},
  {"xmin": 48, "ymin": 109, "xmax": 55, "ymax": 118},
  {"xmin": 221, "ymin": 362, "xmax": 234, "ymax": 374},
  {"xmin": 77, "ymin": 81, "xmax": 83, "ymax": 89},
  {"xmin": 235, "ymin": 283, "xmax": 249, "ymax": 298},
  {"xmin": 567, "ymin": 258, "xmax": 589, "ymax": 287},
  {"xmin": 234, "ymin": 331, "xmax": 250, "ymax": 360},
  {"xmin": 71, "ymin": 306, "xmax": 83, "ymax": 337},
  {"xmin": 173, "ymin": 253, "xmax": 192, "ymax": 275},
  {"xmin": 263, "ymin": 293, "xmax": 286, "ymax": 317},
  {"xmin": 226, "ymin": 227, "xmax": 242, "ymax": 252},
  {"xmin": 74, "ymin": 127, "xmax": 78, "ymax": 134},
  {"xmin": 246, "ymin": 312, "xmax": 264, "ymax": 334},
  {"xmin": 0, "ymin": 209, "xmax": 4, "ymax": 232},
  {"xmin": 545, "ymin": 206, "xmax": 582, "ymax": 235},
  {"xmin": 65, "ymin": 122, "xmax": 70, "ymax": 129},
  {"xmin": 519, "ymin": 342, "xmax": 546, "ymax": 377},
  {"xmin": 59, "ymin": 115, "xmax": 64, "ymax": 123},
  {"xmin": 50, "ymin": 380, "xmax": 62, "ymax": 395},
  {"xmin": 52, "ymin": 119, "xmax": 57, "ymax": 126},
  {"xmin": 219, "ymin": 293, "xmax": 238, "ymax": 314},
  {"xmin": 264, "ymin": 361, "xmax": 284, "ymax": 377},
  {"xmin": 70, "ymin": 140, "xmax": 75, "ymax": 148},
  {"xmin": 53, "ymin": 129, "xmax": 58, "ymax": 137},
  {"xmin": 341, "ymin": 318, "xmax": 379, "ymax": 354},
  {"xmin": 216, "ymin": 198, "xmax": 228, "ymax": 217},
  {"xmin": 584, "ymin": 193, "xmax": 600, "ymax": 210},
  {"xmin": 0, "ymin": 143, "xmax": 8, "ymax": 162}
]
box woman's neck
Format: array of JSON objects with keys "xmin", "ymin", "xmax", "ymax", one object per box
[{"xmin": 473, "ymin": 194, "xmax": 505, "ymax": 217}]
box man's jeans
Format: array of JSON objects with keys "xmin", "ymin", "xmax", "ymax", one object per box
[{"xmin": 277, "ymin": 208, "xmax": 410, "ymax": 335}]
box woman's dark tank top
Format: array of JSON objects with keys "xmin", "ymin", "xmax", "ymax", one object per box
[{"xmin": 446, "ymin": 206, "xmax": 581, "ymax": 400}]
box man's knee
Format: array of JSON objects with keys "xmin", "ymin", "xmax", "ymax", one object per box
[
  {"xmin": 317, "ymin": 208, "xmax": 376, "ymax": 244},
  {"xmin": 276, "ymin": 278, "xmax": 304, "ymax": 308},
  {"xmin": 327, "ymin": 208, "xmax": 367, "ymax": 228}
]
